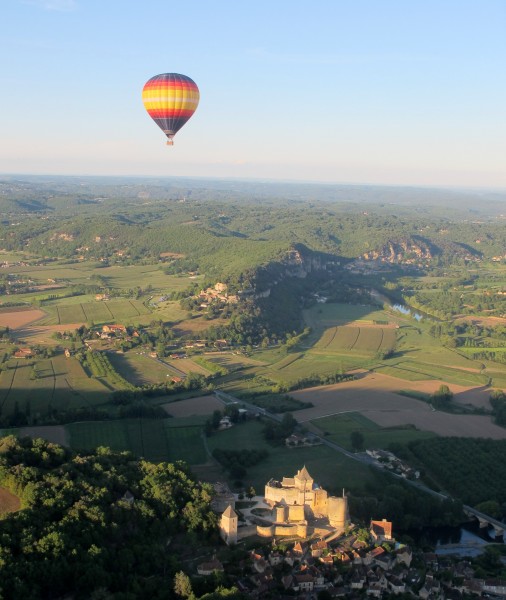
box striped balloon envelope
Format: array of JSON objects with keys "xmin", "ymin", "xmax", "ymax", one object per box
[{"xmin": 142, "ymin": 73, "xmax": 200, "ymax": 145}]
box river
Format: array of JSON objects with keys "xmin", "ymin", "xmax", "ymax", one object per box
[
  {"xmin": 410, "ymin": 522, "xmax": 504, "ymax": 557},
  {"xmin": 369, "ymin": 288, "xmax": 430, "ymax": 321}
]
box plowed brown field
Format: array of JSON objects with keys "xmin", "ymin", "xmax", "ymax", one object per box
[
  {"xmin": 0, "ymin": 309, "xmax": 46, "ymax": 328},
  {"xmin": 163, "ymin": 395, "xmax": 223, "ymax": 417},
  {"xmin": 291, "ymin": 372, "xmax": 506, "ymax": 439}
]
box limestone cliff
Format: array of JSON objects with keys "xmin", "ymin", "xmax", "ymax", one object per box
[{"xmin": 362, "ymin": 237, "xmax": 432, "ymax": 265}]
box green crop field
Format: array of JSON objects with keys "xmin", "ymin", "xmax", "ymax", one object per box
[
  {"xmin": 267, "ymin": 353, "xmax": 373, "ymax": 383},
  {"xmin": 0, "ymin": 355, "xmax": 111, "ymax": 418},
  {"xmin": 67, "ymin": 419, "xmax": 169, "ymax": 461},
  {"xmin": 66, "ymin": 417, "xmax": 207, "ymax": 464},
  {"xmin": 50, "ymin": 299, "xmax": 151, "ymax": 325},
  {"xmin": 206, "ymin": 419, "xmax": 379, "ymax": 492},
  {"xmin": 311, "ymin": 412, "xmax": 435, "ymax": 451},
  {"xmin": 150, "ymin": 301, "xmax": 190, "ymax": 323},
  {"xmin": 314, "ymin": 325, "xmax": 396, "ymax": 355},
  {"xmin": 108, "ymin": 351, "xmax": 179, "ymax": 385},
  {"xmin": 304, "ymin": 302, "xmax": 395, "ymax": 327},
  {"xmin": 67, "ymin": 420, "xmax": 130, "ymax": 453},
  {"xmin": 56, "ymin": 304, "xmax": 87, "ymax": 323},
  {"xmin": 165, "ymin": 424, "xmax": 207, "ymax": 464}
]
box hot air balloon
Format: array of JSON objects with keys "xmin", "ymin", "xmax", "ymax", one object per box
[{"xmin": 142, "ymin": 73, "xmax": 199, "ymax": 145}]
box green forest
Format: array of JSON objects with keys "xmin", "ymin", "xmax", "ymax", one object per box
[{"xmin": 0, "ymin": 435, "xmax": 240, "ymax": 600}]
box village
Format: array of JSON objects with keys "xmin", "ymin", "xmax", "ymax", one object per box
[{"xmin": 199, "ymin": 468, "xmax": 506, "ymax": 599}]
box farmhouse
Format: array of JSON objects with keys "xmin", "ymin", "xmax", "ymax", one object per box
[
  {"xmin": 102, "ymin": 324, "xmax": 126, "ymax": 334},
  {"xmin": 370, "ymin": 519, "xmax": 393, "ymax": 543},
  {"xmin": 14, "ymin": 347, "xmax": 33, "ymax": 358}
]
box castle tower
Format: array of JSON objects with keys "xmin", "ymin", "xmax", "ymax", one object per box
[
  {"xmin": 294, "ymin": 465, "xmax": 314, "ymax": 492},
  {"xmin": 220, "ymin": 504, "xmax": 238, "ymax": 545},
  {"xmin": 328, "ymin": 489, "xmax": 350, "ymax": 530}
]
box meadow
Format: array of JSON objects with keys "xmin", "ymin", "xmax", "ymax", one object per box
[
  {"xmin": 206, "ymin": 419, "xmax": 379, "ymax": 493},
  {"xmin": 309, "ymin": 411, "xmax": 436, "ymax": 451}
]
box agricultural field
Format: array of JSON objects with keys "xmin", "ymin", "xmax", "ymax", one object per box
[
  {"xmin": 66, "ymin": 417, "xmax": 208, "ymax": 464},
  {"xmin": 0, "ymin": 307, "xmax": 47, "ymax": 329},
  {"xmin": 246, "ymin": 393, "xmax": 312, "ymax": 413},
  {"xmin": 309, "ymin": 411, "xmax": 435, "ymax": 451},
  {"xmin": 202, "ymin": 352, "xmax": 267, "ymax": 370},
  {"xmin": 313, "ymin": 325, "xmax": 397, "ymax": 355},
  {"xmin": 164, "ymin": 419, "xmax": 207, "ymax": 464},
  {"xmin": 173, "ymin": 316, "xmax": 229, "ymax": 336},
  {"xmin": 39, "ymin": 298, "xmax": 150, "ymax": 326},
  {"xmin": 290, "ymin": 373, "xmax": 506, "ymax": 439},
  {"xmin": 206, "ymin": 419, "xmax": 379, "ymax": 492},
  {"xmin": 107, "ymin": 351, "xmax": 183, "ymax": 386},
  {"xmin": 300, "ymin": 302, "xmax": 506, "ymax": 392},
  {"xmin": 0, "ymin": 354, "xmax": 110, "ymax": 418},
  {"xmin": 375, "ymin": 361, "xmax": 489, "ymax": 386},
  {"xmin": 0, "ymin": 261, "xmax": 197, "ymax": 295},
  {"xmin": 18, "ymin": 425, "xmax": 68, "ymax": 446},
  {"xmin": 168, "ymin": 357, "xmax": 213, "ymax": 376},
  {"xmin": 162, "ymin": 395, "xmax": 223, "ymax": 418},
  {"xmin": 303, "ymin": 302, "xmax": 399, "ymax": 331}
]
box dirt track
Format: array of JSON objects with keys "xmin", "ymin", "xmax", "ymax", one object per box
[{"xmin": 291, "ymin": 372, "xmax": 506, "ymax": 440}]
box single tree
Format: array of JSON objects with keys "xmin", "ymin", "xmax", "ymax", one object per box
[
  {"xmin": 173, "ymin": 571, "xmax": 193, "ymax": 599},
  {"xmin": 350, "ymin": 430, "xmax": 365, "ymax": 451}
]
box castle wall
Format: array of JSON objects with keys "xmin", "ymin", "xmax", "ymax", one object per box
[
  {"xmin": 257, "ymin": 523, "xmax": 307, "ymax": 538},
  {"xmin": 265, "ymin": 483, "xmax": 301, "ymax": 506},
  {"xmin": 287, "ymin": 504, "xmax": 305, "ymax": 522}
]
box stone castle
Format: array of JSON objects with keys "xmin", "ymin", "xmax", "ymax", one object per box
[
  {"xmin": 257, "ymin": 466, "xmax": 349, "ymax": 538},
  {"xmin": 219, "ymin": 466, "xmax": 350, "ymax": 544}
]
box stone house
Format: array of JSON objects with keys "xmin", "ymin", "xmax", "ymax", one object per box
[
  {"xmin": 294, "ymin": 572, "xmax": 314, "ymax": 592},
  {"xmin": 395, "ymin": 546, "xmax": 412, "ymax": 567},
  {"xmin": 370, "ymin": 518, "xmax": 393, "ymax": 542},
  {"xmin": 197, "ymin": 558, "xmax": 224, "ymax": 576},
  {"xmin": 311, "ymin": 540, "xmax": 328, "ymax": 557},
  {"xmin": 388, "ymin": 575, "xmax": 406, "ymax": 594}
]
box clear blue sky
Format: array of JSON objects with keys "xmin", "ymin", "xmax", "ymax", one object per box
[{"xmin": 2, "ymin": 0, "xmax": 505, "ymax": 187}]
